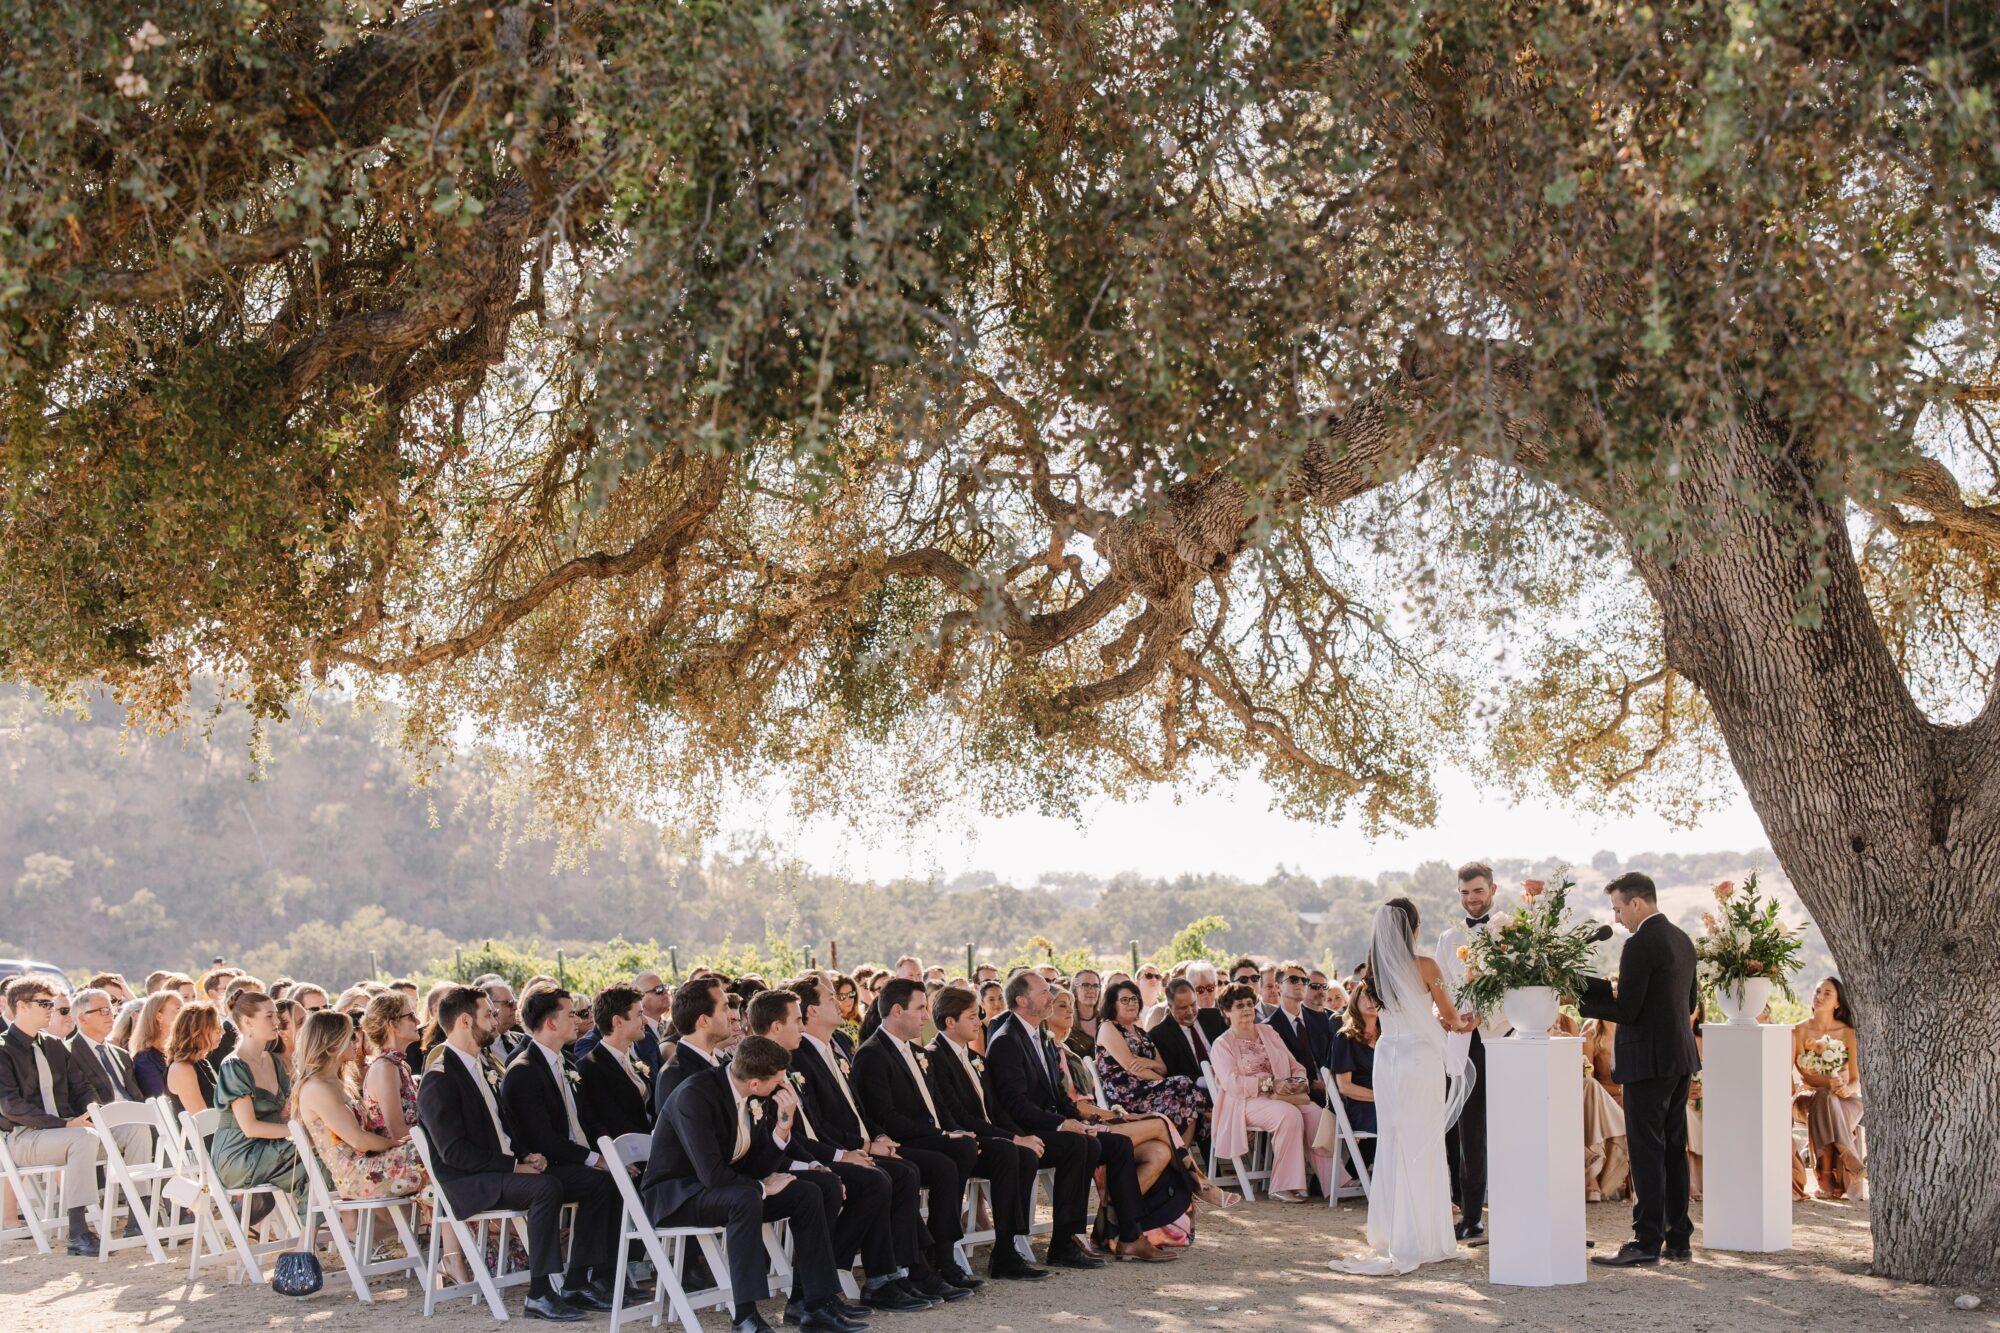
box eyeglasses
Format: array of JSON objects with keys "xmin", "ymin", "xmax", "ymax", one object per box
[{"xmin": 78, "ymin": 1006, "xmax": 112, "ymax": 1018}]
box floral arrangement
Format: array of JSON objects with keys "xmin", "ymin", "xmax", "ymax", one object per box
[
  {"xmin": 1454, "ymin": 875, "xmax": 1607, "ymax": 1015},
  {"xmin": 1694, "ymin": 873, "xmax": 1804, "ymax": 1001},
  {"xmin": 1798, "ymin": 1035, "xmax": 1849, "ymax": 1080}
]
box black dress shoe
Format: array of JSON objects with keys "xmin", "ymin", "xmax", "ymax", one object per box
[
  {"xmin": 1045, "ymin": 1244, "xmax": 1105, "ymax": 1270},
  {"xmin": 1663, "ymin": 1245, "xmax": 1693, "ymax": 1261},
  {"xmin": 1454, "ymin": 1221, "xmax": 1484, "ymax": 1242},
  {"xmin": 66, "ymin": 1231, "xmax": 101, "ymax": 1258},
  {"xmin": 988, "ymin": 1253, "xmax": 1050, "ymax": 1281},
  {"xmin": 909, "ymin": 1270, "xmax": 971, "ymax": 1301},
  {"xmin": 1590, "ymin": 1242, "xmax": 1660, "ymax": 1268},
  {"xmin": 524, "ymin": 1292, "xmax": 587, "ymax": 1321},
  {"xmin": 733, "ymin": 1314, "xmax": 779, "ymax": 1333},
  {"xmin": 936, "ymin": 1263, "xmax": 984, "ymax": 1291},
  {"xmin": 557, "ymin": 1284, "xmax": 614, "ymax": 1312},
  {"xmin": 827, "ymin": 1297, "xmax": 873, "ymax": 1319},
  {"xmin": 860, "ymin": 1281, "xmax": 932, "ymax": 1312},
  {"xmin": 783, "ymin": 1302, "xmax": 870, "ymax": 1333}
]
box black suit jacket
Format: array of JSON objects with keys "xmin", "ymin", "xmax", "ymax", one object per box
[
  {"xmin": 641, "ymin": 1063, "xmax": 792, "ymax": 1219},
  {"xmin": 0, "ymin": 1026, "xmax": 95, "ymax": 1130},
  {"xmin": 983, "ymin": 1013, "xmax": 1080, "ymax": 1138},
  {"xmin": 418, "ymin": 1046, "xmax": 521, "ymax": 1213},
  {"xmin": 1579, "ymin": 914, "xmax": 1703, "ymax": 1084},
  {"xmin": 792, "ymin": 1037, "xmax": 871, "ymax": 1151},
  {"xmin": 655, "ymin": 1040, "xmax": 724, "ymax": 1108},
  {"xmin": 69, "ymin": 1033, "xmax": 143, "ymax": 1105},
  {"xmin": 1146, "ymin": 1014, "xmax": 1210, "ymax": 1085},
  {"xmin": 925, "ymin": 1035, "xmax": 1008, "ymax": 1139},
  {"xmin": 851, "ymin": 1030, "xmax": 956, "ymax": 1145},
  {"xmin": 499, "ymin": 1041, "xmax": 594, "ymax": 1166},
  {"xmin": 1267, "ymin": 1007, "xmax": 1332, "ymax": 1079},
  {"xmin": 576, "ymin": 1041, "xmax": 654, "ymax": 1144},
  {"xmin": 1195, "ymin": 1007, "xmax": 1229, "ymax": 1044}
]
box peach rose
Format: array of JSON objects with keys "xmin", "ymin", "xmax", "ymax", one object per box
[
  {"xmin": 1522, "ymin": 878, "xmax": 1546, "ymax": 899},
  {"xmin": 1701, "ymin": 912, "xmax": 1718, "ymax": 931},
  {"xmin": 1745, "ymin": 959, "xmax": 1764, "ymax": 974},
  {"xmin": 1713, "ymin": 880, "xmax": 1735, "ymax": 901},
  {"xmin": 1456, "ymin": 945, "xmax": 1471, "ymax": 962}
]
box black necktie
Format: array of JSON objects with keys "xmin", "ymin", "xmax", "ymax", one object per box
[
  {"xmin": 1466, "ymin": 915, "xmax": 1490, "ymax": 928},
  {"xmin": 96, "ymin": 1044, "xmax": 125, "ymax": 1098}
]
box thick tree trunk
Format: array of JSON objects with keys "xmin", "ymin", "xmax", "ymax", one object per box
[{"xmin": 1626, "ymin": 410, "xmax": 2000, "ymax": 1288}]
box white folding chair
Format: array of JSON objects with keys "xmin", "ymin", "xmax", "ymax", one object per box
[
  {"xmin": 89, "ymin": 1099, "xmax": 176, "ymax": 1262},
  {"xmin": 1319, "ymin": 1067, "xmax": 1374, "ymax": 1203},
  {"xmin": 410, "ymin": 1123, "xmax": 536, "ymax": 1319},
  {"xmin": 179, "ymin": 1107, "xmax": 301, "ymax": 1285},
  {"xmin": 0, "ymin": 1127, "xmax": 68, "ymax": 1253},
  {"xmin": 1200, "ymin": 1060, "xmax": 1272, "ymax": 1200},
  {"xmin": 287, "ymin": 1119, "xmax": 423, "ymax": 1301}
]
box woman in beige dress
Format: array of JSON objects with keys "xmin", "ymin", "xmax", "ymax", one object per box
[
  {"xmin": 1793, "ymin": 977, "xmax": 1865, "ymax": 1198},
  {"xmin": 1577, "ymin": 1019, "xmax": 1631, "ymax": 1202}
]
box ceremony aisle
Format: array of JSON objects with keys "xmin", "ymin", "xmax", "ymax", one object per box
[{"xmin": 0, "ymin": 1198, "xmax": 1981, "ymax": 1332}]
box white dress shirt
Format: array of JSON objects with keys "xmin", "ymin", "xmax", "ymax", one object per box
[
  {"xmin": 535, "ymin": 1038, "xmax": 599, "ymax": 1166},
  {"xmin": 804, "ymin": 1032, "xmax": 867, "ymax": 1132},
  {"xmin": 451, "ymin": 1044, "xmax": 512, "ymax": 1155},
  {"xmin": 892, "ymin": 1036, "xmax": 942, "ymax": 1127},
  {"xmin": 1437, "ymin": 904, "xmax": 1515, "ymax": 1040},
  {"xmin": 941, "ymin": 1035, "xmax": 989, "ymax": 1117}
]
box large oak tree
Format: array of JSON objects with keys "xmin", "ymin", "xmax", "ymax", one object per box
[{"xmin": 3, "ymin": 0, "xmax": 1997, "ymax": 1284}]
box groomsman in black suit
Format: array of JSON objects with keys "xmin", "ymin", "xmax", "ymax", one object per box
[
  {"xmin": 743, "ymin": 989, "xmax": 953, "ymax": 1312},
  {"xmin": 787, "ymin": 977, "xmax": 971, "ymax": 1300},
  {"xmin": 1266, "ymin": 963, "xmax": 1331, "ymax": 1103},
  {"xmin": 1146, "ymin": 980, "xmax": 1213, "ymax": 1087},
  {"xmin": 983, "ymin": 971, "xmax": 1173, "ymax": 1265},
  {"xmin": 640, "ymin": 1036, "xmax": 868, "ymax": 1333},
  {"xmin": 576, "ymin": 984, "xmax": 655, "ymax": 1143},
  {"xmin": 67, "ymin": 987, "xmax": 143, "ymax": 1104},
  {"xmin": 851, "ymin": 979, "xmax": 985, "ymax": 1289},
  {"xmin": 1581, "ymin": 872, "xmax": 1703, "ymax": 1268},
  {"xmin": 657, "ymin": 977, "xmax": 734, "ymax": 1105},
  {"xmin": 418, "ymin": 986, "xmax": 593, "ymax": 1322},
  {"xmin": 926, "ymin": 987, "xmax": 1048, "ymax": 1281}
]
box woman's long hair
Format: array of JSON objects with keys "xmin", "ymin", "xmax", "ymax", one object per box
[
  {"xmin": 127, "ymin": 990, "xmax": 181, "ymax": 1055},
  {"xmin": 165, "ymin": 1000, "xmax": 222, "ymax": 1065},
  {"xmin": 1822, "ymin": 976, "xmax": 1855, "ymax": 1027},
  {"xmin": 288, "ymin": 1010, "xmax": 359, "ymax": 1116}
]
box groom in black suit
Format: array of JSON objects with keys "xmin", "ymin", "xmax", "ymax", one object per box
[{"xmin": 1579, "ymin": 872, "xmax": 1702, "ymax": 1267}]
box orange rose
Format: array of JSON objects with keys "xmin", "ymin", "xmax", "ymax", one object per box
[
  {"xmin": 1713, "ymin": 880, "xmax": 1735, "ymax": 901},
  {"xmin": 1456, "ymin": 945, "xmax": 1471, "ymax": 962},
  {"xmin": 1522, "ymin": 878, "xmax": 1546, "ymax": 898},
  {"xmin": 1745, "ymin": 959, "xmax": 1764, "ymax": 974}
]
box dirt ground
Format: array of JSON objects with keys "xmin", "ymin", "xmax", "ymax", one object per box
[{"xmin": 2, "ymin": 1196, "xmax": 1991, "ymax": 1332}]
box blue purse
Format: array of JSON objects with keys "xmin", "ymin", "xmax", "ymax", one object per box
[{"xmin": 273, "ymin": 1250, "xmax": 323, "ymax": 1297}]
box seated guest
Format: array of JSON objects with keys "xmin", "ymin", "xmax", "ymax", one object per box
[
  {"xmin": 1255, "ymin": 966, "xmax": 1281, "ymax": 1021},
  {"xmin": 576, "ymin": 983, "xmax": 655, "ymax": 1142},
  {"xmin": 720, "ymin": 992, "xmax": 749, "ymax": 1055},
  {"xmin": 1095, "ymin": 979, "xmax": 1207, "ymax": 1136},
  {"xmin": 293, "ymin": 1010, "xmax": 424, "ymax": 1201},
  {"xmin": 851, "ymin": 978, "xmax": 986, "ymax": 1288},
  {"xmin": 1042, "ymin": 991, "xmax": 1103, "ymax": 1105},
  {"xmin": 292, "ymin": 984, "xmax": 329, "ymax": 1014},
  {"xmin": 1147, "ymin": 980, "xmax": 1213, "ymax": 1091},
  {"xmin": 830, "ymin": 975, "xmax": 862, "ymax": 1053},
  {"xmin": 658, "ymin": 976, "xmax": 733, "ymax": 1104},
  {"xmin": 128, "ymin": 990, "xmax": 183, "ymax": 1097},
  {"xmin": 984, "ymin": 970, "xmax": 1174, "ymax": 1264},
  {"xmin": 1328, "ymin": 986, "xmax": 1379, "ymax": 1169},
  {"xmin": 1209, "ymin": 983, "xmax": 1332, "ymax": 1203},
  {"xmin": 586, "ymin": 971, "xmax": 670, "ymax": 1072},
  {"xmin": 211, "ymin": 991, "xmax": 310, "ymax": 1221},
  {"xmin": 495, "ymin": 985, "xmax": 626, "ymax": 1311},
  {"xmin": 1307, "ymin": 969, "xmax": 1344, "ymax": 1018},
  {"xmin": 358, "ymin": 992, "xmax": 470, "ymax": 1283},
  {"xmin": 200, "ymin": 969, "xmax": 240, "ymax": 1061},
  {"xmin": 418, "ymin": 985, "xmax": 595, "ymax": 1322},
  {"xmin": 1578, "ymin": 1018, "xmax": 1630, "ymax": 1202},
  {"xmin": 1065, "ymin": 972, "xmax": 1102, "ymax": 1062},
  {"xmin": 1136, "ymin": 967, "xmax": 1165, "ymax": 1020},
  {"xmin": 640, "ymin": 1035, "xmax": 865, "ymax": 1333},
  {"xmin": 927, "ymin": 986, "xmax": 1048, "ymax": 1281},
  {"xmin": 68, "ymin": 987, "xmax": 142, "ymax": 1105},
  {"xmin": 1185, "ymin": 963, "xmax": 1227, "ymax": 1042},
  {"xmin": 481, "ymin": 980, "xmax": 527, "ymax": 1061},
  {"xmin": 271, "ymin": 998, "xmax": 303, "ymax": 1063},
  {"xmin": 745, "ymin": 988, "xmax": 954, "ymax": 1310},
  {"xmin": 0, "ymin": 977, "xmax": 147, "ymax": 1254},
  {"xmin": 164, "ymin": 1001, "xmax": 224, "ymax": 1118},
  {"xmin": 86, "ymin": 973, "xmax": 134, "ymax": 1008},
  {"xmin": 1794, "ymin": 977, "xmax": 1865, "ymax": 1199},
  {"xmin": 974, "ymin": 983, "xmax": 1006, "ymax": 1050},
  {"xmin": 1265, "ymin": 963, "xmax": 1333, "ymax": 1101}
]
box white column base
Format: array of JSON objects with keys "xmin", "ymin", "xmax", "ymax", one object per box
[
  {"xmin": 1701, "ymin": 1022, "xmax": 1793, "ymax": 1253},
  {"xmin": 1485, "ymin": 1036, "xmax": 1587, "ymax": 1286}
]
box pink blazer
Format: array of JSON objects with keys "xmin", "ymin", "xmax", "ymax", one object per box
[{"xmin": 1209, "ymin": 1024, "xmax": 1308, "ymax": 1158}]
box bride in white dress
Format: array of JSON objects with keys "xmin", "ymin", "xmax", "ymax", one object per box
[{"xmin": 1330, "ymin": 898, "xmax": 1477, "ymax": 1275}]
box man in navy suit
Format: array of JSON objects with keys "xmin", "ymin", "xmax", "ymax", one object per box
[
  {"xmin": 1581, "ymin": 872, "xmax": 1703, "ymax": 1268},
  {"xmin": 418, "ymin": 986, "xmax": 593, "ymax": 1322},
  {"xmin": 640, "ymin": 1037, "xmax": 867, "ymax": 1333},
  {"xmin": 983, "ymin": 971, "xmax": 1173, "ymax": 1265}
]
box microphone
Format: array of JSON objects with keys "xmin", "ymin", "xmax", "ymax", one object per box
[{"xmin": 1588, "ymin": 924, "xmax": 1614, "ymax": 943}]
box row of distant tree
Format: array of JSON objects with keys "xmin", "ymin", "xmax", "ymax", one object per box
[{"xmin": 1, "ymin": 687, "xmax": 1832, "ymax": 990}]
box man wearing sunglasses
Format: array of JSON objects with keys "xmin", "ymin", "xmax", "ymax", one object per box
[
  {"xmin": 1265, "ymin": 965, "xmax": 1333, "ymax": 1105},
  {"xmin": 0, "ymin": 978, "xmax": 146, "ymax": 1254}
]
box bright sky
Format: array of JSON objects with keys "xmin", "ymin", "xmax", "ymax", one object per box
[{"xmin": 727, "ymin": 763, "xmax": 1771, "ymax": 886}]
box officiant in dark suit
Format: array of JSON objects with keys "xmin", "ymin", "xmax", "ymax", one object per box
[{"xmin": 1579, "ymin": 872, "xmax": 1702, "ymax": 1267}]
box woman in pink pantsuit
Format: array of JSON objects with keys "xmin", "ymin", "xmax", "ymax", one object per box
[{"xmin": 1209, "ymin": 984, "xmax": 1334, "ymax": 1202}]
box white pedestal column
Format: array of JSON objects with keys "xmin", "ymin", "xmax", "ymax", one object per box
[
  {"xmin": 1701, "ymin": 1022, "xmax": 1793, "ymax": 1252},
  {"xmin": 1485, "ymin": 1035, "xmax": 1587, "ymax": 1286}
]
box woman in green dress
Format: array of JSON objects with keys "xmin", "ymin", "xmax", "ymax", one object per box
[{"xmin": 211, "ymin": 989, "xmax": 309, "ymax": 1225}]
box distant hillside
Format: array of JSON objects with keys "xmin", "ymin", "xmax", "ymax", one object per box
[{"xmin": 0, "ymin": 686, "xmax": 1836, "ymax": 989}]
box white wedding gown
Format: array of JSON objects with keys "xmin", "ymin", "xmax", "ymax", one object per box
[{"xmin": 1329, "ymin": 992, "xmax": 1463, "ymax": 1274}]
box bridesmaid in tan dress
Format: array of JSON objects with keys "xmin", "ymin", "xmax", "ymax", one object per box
[
  {"xmin": 1793, "ymin": 977, "xmax": 1865, "ymax": 1198},
  {"xmin": 1577, "ymin": 1019, "xmax": 1630, "ymax": 1201}
]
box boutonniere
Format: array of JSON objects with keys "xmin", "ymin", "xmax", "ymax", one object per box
[
  {"xmin": 836, "ymin": 1055, "xmax": 852, "ymax": 1076},
  {"xmin": 631, "ymin": 1055, "xmax": 652, "ymax": 1079},
  {"xmin": 970, "ymin": 1053, "xmax": 985, "ymax": 1073},
  {"xmin": 914, "ymin": 1051, "xmax": 930, "ymax": 1072},
  {"xmin": 746, "ymin": 1096, "xmax": 766, "ymax": 1118},
  {"xmin": 787, "ymin": 1071, "xmax": 806, "ymax": 1090},
  {"xmin": 482, "ymin": 1066, "xmax": 501, "ymax": 1089},
  {"xmin": 563, "ymin": 1067, "xmax": 581, "ymax": 1088}
]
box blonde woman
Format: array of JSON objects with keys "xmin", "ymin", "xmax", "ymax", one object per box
[
  {"xmin": 292, "ymin": 1010, "xmax": 424, "ymax": 1202},
  {"xmin": 128, "ymin": 989, "xmax": 185, "ymax": 1098}
]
